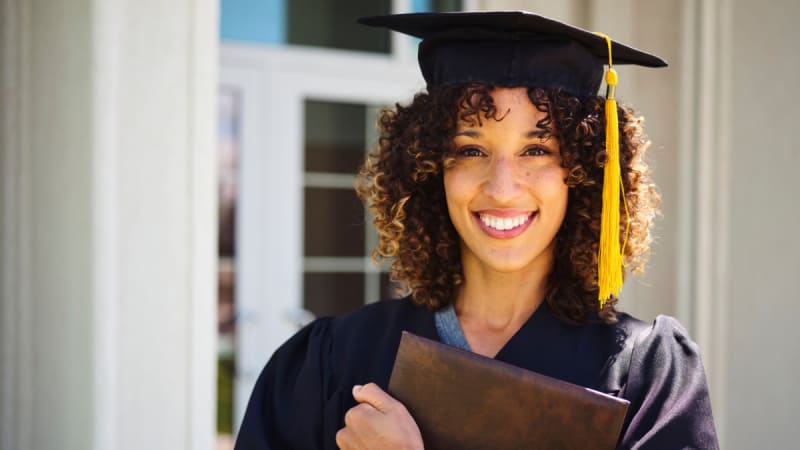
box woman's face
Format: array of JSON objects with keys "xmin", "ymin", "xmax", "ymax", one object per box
[{"xmin": 444, "ymin": 87, "xmax": 569, "ymax": 275}]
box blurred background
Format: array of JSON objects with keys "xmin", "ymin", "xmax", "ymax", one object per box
[{"xmin": 1, "ymin": 0, "xmax": 798, "ymax": 449}]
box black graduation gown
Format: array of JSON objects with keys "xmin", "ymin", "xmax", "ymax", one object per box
[{"xmin": 235, "ymin": 297, "xmax": 719, "ymax": 449}]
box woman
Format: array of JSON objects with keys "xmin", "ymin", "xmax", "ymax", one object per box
[{"xmin": 236, "ymin": 11, "xmax": 718, "ymax": 450}]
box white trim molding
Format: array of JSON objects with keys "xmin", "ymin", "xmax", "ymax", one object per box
[
  {"xmin": 188, "ymin": 0, "xmax": 219, "ymax": 446},
  {"xmin": 677, "ymin": 0, "xmax": 733, "ymax": 445},
  {"xmin": 91, "ymin": 0, "xmax": 121, "ymax": 447}
]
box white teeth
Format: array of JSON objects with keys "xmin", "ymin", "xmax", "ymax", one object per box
[{"xmin": 478, "ymin": 213, "xmax": 532, "ymax": 231}]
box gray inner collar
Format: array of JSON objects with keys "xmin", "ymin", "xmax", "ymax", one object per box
[{"xmin": 434, "ymin": 303, "xmax": 471, "ymax": 351}]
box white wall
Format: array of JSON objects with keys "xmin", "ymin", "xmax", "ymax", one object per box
[
  {"xmin": 724, "ymin": 1, "xmax": 800, "ymax": 448},
  {"xmin": 1, "ymin": 0, "xmax": 218, "ymax": 449}
]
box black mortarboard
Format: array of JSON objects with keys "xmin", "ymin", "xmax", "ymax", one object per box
[{"xmin": 358, "ymin": 11, "xmax": 667, "ymax": 96}]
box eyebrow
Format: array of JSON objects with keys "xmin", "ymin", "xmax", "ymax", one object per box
[
  {"xmin": 526, "ymin": 129, "xmax": 552, "ymax": 139},
  {"xmin": 454, "ymin": 129, "xmax": 552, "ymax": 139},
  {"xmin": 454, "ymin": 130, "xmax": 482, "ymax": 138}
]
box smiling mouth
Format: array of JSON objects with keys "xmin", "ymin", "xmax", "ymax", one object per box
[{"xmin": 476, "ymin": 212, "xmax": 536, "ymax": 231}]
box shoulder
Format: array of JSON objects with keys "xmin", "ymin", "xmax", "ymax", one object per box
[
  {"xmin": 333, "ymin": 295, "xmax": 425, "ymax": 326},
  {"xmin": 610, "ymin": 311, "xmax": 651, "ymax": 337},
  {"xmin": 264, "ymin": 297, "xmax": 436, "ymax": 389},
  {"xmin": 617, "ymin": 314, "xmax": 720, "ymax": 449},
  {"xmin": 329, "ymin": 296, "xmax": 433, "ymax": 342},
  {"xmin": 325, "ymin": 296, "xmax": 437, "ymax": 383},
  {"xmin": 601, "ymin": 313, "xmax": 698, "ymax": 365},
  {"xmin": 628, "ymin": 314, "xmax": 703, "ymax": 366},
  {"xmin": 263, "ymin": 297, "xmax": 432, "ymax": 381},
  {"xmin": 615, "ymin": 313, "xmax": 707, "ymax": 393},
  {"xmin": 273, "ymin": 296, "xmax": 431, "ymax": 353}
]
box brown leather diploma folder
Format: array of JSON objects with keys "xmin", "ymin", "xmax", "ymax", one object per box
[{"xmin": 388, "ymin": 332, "xmax": 630, "ymax": 450}]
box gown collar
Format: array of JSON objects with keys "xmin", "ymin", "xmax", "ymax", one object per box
[
  {"xmin": 434, "ymin": 303, "xmax": 472, "ymax": 351},
  {"xmin": 432, "ymin": 299, "xmax": 557, "ymax": 362}
]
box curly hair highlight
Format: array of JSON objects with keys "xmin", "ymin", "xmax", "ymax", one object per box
[{"xmin": 355, "ymin": 84, "xmax": 660, "ymax": 324}]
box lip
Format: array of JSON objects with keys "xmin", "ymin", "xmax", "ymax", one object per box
[{"xmin": 473, "ymin": 210, "xmax": 537, "ymax": 239}]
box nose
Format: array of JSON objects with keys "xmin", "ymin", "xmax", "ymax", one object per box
[{"xmin": 482, "ymin": 156, "xmax": 524, "ymax": 203}]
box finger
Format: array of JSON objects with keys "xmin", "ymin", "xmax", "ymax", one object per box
[
  {"xmin": 335, "ymin": 427, "xmax": 353, "ymax": 449},
  {"xmin": 344, "ymin": 402, "xmax": 376, "ymax": 427},
  {"xmin": 337, "ymin": 422, "xmax": 370, "ymax": 450},
  {"xmin": 352, "ymin": 382, "xmax": 397, "ymax": 413}
]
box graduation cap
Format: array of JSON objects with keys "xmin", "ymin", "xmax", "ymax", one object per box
[
  {"xmin": 357, "ymin": 11, "xmax": 666, "ymax": 95},
  {"xmin": 359, "ymin": 11, "xmax": 668, "ymax": 306}
]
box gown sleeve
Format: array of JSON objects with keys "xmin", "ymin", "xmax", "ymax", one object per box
[
  {"xmin": 618, "ymin": 315, "xmax": 720, "ymax": 450},
  {"xmin": 235, "ymin": 317, "xmax": 344, "ymax": 450}
]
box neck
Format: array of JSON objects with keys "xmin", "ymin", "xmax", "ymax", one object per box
[{"xmin": 454, "ymin": 246, "xmax": 552, "ymax": 333}]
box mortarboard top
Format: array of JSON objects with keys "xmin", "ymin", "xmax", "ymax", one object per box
[{"xmin": 358, "ymin": 11, "xmax": 667, "ymax": 96}]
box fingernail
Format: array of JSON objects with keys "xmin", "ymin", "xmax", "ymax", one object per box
[{"xmin": 353, "ymin": 384, "xmax": 362, "ymax": 393}]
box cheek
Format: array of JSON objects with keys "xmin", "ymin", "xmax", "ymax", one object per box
[
  {"xmin": 443, "ymin": 170, "xmax": 471, "ymax": 209},
  {"xmin": 443, "ymin": 170, "xmax": 478, "ymax": 239},
  {"xmin": 528, "ymin": 167, "xmax": 569, "ymax": 228},
  {"xmin": 529, "ymin": 166, "xmax": 569, "ymax": 198}
]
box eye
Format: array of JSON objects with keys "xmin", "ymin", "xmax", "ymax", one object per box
[
  {"xmin": 523, "ymin": 146, "xmax": 553, "ymax": 157},
  {"xmin": 456, "ymin": 146, "xmax": 485, "ymax": 157}
]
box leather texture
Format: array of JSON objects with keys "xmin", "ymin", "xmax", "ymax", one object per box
[{"xmin": 388, "ymin": 331, "xmax": 630, "ymax": 450}]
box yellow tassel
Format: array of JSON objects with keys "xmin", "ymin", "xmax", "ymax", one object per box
[{"xmin": 595, "ymin": 34, "xmax": 626, "ymax": 308}]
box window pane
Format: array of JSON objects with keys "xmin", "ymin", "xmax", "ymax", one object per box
[
  {"xmin": 304, "ymin": 272, "xmax": 365, "ymax": 317},
  {"xmin": 220, "ymin": 0, "xmax": 286, "ymax": 45},
  {"xmin": 218, "ymin": 86, "xmax": 240, "ymax": 258},
  {"xmin": 304, "ymin": 187, "xmax": 365, "ymax": 257},
  {"xmin": 216, "ymin": 86, "xmax": 240, "ymax": 438},
  {"xmin": 304, "ymin": 100, "xmax": 367, "ymax": 174},
  {"xmin": 431, "ymin": 0, "xmax": 462, "ymax": 12},
  {"xmin": 288, "ymin": 0, "xmax": 391, "ymax": 53},
  {"xmin": 412, "ymin": 0, "xmax": 463, "ymax": 12}
]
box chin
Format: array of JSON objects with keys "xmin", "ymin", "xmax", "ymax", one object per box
[{"xmin": 475, "ymin": 248, "xmax": 552, "ymax": 274}]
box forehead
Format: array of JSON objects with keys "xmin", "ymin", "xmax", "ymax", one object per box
[
  {"xmin": 490, "ymin": 87, "xmax": 538, "ymax": 109},
  {"xmin": 457, "ymin": 87, "xmax": 551, "ymax": 130}
]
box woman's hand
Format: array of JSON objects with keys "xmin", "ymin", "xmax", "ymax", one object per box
[{"xmin": 336, "ymin": 383, "xmax": 424, "ymax": 450}]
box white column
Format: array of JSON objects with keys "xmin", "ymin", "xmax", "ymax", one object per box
[
  {"xmin": 670, "ymin": 0, "xmax": 734, "ymax": 445},
  {"xmin": 1, "ymin": 0, "xmax": 218, "ymax": 449},
  {"xmin": 722, "ymin": 1, "xmax": 800, "ymax": 449}
]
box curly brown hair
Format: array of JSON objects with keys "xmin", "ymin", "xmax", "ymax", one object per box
[{"xmin": 355, "ymin": 84, "xmax": 660, "ymax": 324}]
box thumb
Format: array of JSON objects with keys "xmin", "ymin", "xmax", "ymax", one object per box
[{"xmin": 352, "ymin": 383, "xmax": 396, "ymax": 413}]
